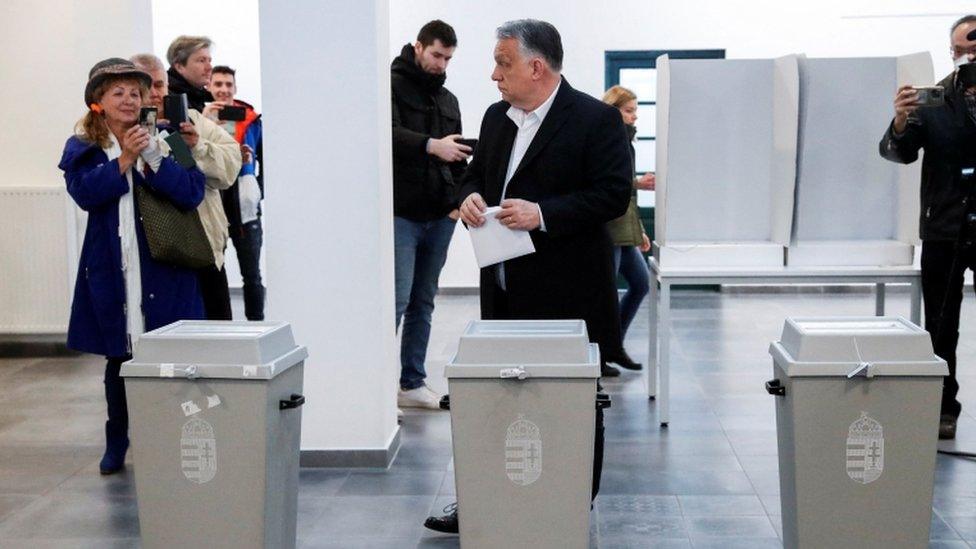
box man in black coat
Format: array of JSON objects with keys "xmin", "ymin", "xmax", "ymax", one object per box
[
  {"xmin": 424, "ymin": 19, "xmax": 631, "ymax": 534},
  {"xmin": 457, "ymin": 21, "xmax": 631, "ymax": 372},
  {"xmin": 391, "ymin": 20, "xmax": 472, "ymax": 409},
  {"xmin": 879, "ymin": 14, "xmax": 976, "ymax": 440}
]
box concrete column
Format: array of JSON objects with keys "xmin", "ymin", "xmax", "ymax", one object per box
[{"xmin": 259, "ymin": 0, "xmax": 399, "ymax": 465}]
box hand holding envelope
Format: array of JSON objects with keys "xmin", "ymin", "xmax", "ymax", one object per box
[{"xmin": 467, "ymin": 206, "xmax": 536, "ymax": 268}]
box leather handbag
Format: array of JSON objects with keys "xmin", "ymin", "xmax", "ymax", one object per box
[{"xmin": 135, "ymin": 184, "xmax": 213, "ymax": 270}]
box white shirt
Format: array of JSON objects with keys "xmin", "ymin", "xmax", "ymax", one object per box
[
  {"xmin": 502, "ymin": 80, "xmax": 562, "ymax": 219},
  {"xmin": 497, "ymin": 81, "xmax": 560, "ymax": 289}
]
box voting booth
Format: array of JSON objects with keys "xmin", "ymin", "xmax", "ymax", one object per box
[
  {"xmin": 788, "ymin": 53, "xmax": 932, "ymax": 267},
  {"xmin": 653, "ymin": 54, "xmax": 800, "ymax": 268}
]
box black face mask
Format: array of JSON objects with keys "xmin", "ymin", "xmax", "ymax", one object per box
[{"xmin": 959, "ymin": 62, "xmax": 976, "ymax": 88}]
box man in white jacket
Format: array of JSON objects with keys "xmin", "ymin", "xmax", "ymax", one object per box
[{"xmin": 131, "ymin": 53, "xmax": 241, "ymax": 319}]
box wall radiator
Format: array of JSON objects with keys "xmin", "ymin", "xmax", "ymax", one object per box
[{"xmin": 0, "ymin": 186, "xmax": 79, "ymax": 334}]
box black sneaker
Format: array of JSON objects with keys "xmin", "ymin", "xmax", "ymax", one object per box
[
  {"xmin": 607, "ymin": 350, "xmax": 642, "ymax": 371},
  {"xmin": 600, "ymin": 363, "xmax": 621, "ymax": 377},
  {"xmin": 424, "ymin": 502, "xmax": 459, "ymax": 534},
  {"xmin": 939, "ymin": 415, "xmax": 957, "ymax": 440}
]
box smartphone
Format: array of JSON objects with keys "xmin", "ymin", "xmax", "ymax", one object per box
[
  {"xmin": 912, "ymin": 86, "xmax": 945, "ymax": 108},
  {"xmin": 139, "ymin": 106, "xmax": 158, "ymax": 135},
  {"xmin": 458, "ymin": 138, "xmax": 478, "ymax": 149},
  {"xmin": 218, "ymin": 105, "xmax": 247, "ymax": 121},
  {"xmin": 163, "ymin": 93, "xmax": 189, "ymax": 125}
]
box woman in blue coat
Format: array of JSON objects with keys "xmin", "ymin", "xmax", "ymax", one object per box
[{"xmin": 59, "ymin": 58, "xmax": 206, "ymax": 474}]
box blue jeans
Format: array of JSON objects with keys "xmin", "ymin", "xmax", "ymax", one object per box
[
  {"xmin": 394, "ymin": 216, "xmax": 456, "ymax": 390},
  {"xmin": 613, "ymin": 245, "xmax": 650, "ymax": 338},
  {"xmin": 230, "ymin": 220, "xmax": 265, "ymax": 321}
]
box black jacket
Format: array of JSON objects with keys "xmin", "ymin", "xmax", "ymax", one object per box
[
  {"xmin": 456, "ymin": 78, "xmax": 632, "ymax": 356},
  {"xmin": 880, "ymin": 73, "xmax": 976, "ymax": 241},
  {"xmin": 391, "ymin": 44, "xmax": 466, "ymax": 221},
  {"xmin": 167, "ymin": 67, "xmax": 214, "ymax": 112}
]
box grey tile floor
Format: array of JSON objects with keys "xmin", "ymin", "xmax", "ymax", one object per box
[{"xmin": 1, "ymin": 289, "xmax": 974, "ymax": 548}]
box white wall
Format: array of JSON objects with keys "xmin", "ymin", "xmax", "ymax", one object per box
[
  {"xmin": 0, "ymin": 0, "xmax": 153, "ymax": 189},
  {"xmin": 391, "ymin": 0, "xmax": 975, "ymax": 287}
]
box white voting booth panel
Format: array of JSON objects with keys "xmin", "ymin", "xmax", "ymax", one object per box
[
  {"xmin": 654, "ymin": 55, "xmax": 799, "ymax": 268},
  {"xmin": 788, "ymin": 53, "xmax": 932, "ymax": 267}
]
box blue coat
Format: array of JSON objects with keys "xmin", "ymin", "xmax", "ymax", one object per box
[{"xmin": 59, "ymin": 136, "xmax": 207, "ymax": 358}]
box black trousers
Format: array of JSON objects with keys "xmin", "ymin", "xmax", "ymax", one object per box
[
  {"xmin": 197, "ymin": 264, "xmax": 232, "ymax": 320},
  {"xmin": 487, "ymin": 284, "xmax": 606, "ymax": 501},
  {"xmin": 921, "ymin": 240, "xmax": 972, "ymax": 418}
]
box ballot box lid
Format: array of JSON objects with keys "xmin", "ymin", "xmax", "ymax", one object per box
[
  {"xmin": 769, "ymin": 316, "xmax": 947, "ymax": 377},
  {"xmin": 121, "ymin": 321, "xmax": 308, "ymax": 380},
  {"xmin": 446, "ymin": 320, "xmax": 600, "ymax": 379}
]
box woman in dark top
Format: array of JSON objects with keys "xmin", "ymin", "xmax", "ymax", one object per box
[{"xmin": 602, "ymin": 85, "xmax": 654, "ymax": 370}]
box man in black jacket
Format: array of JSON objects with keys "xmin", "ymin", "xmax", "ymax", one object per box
[
  {"xmin": 166, "ymin": 35, "xmax": 215, "ymax": 111},
  {"xmin": 424, "ymin": 19, "xmax": 630, "ymax": 535},
  {"xmin": 392, "ymin": 20, "xmax": 471, "ymax": 409},
  {"xmin": 456, "ymin": 21, "xmax": 630, "ymax": 377},
  {"xmin": 880, "ymin": 14, "xmax": 976, "ymax": 440}
]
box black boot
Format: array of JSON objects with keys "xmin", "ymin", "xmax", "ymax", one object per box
[
  {"xmin": 424, "ymin": 502, "xmax": 458, "ymax": 533},
  {"xmin": 100, "ymin": 422, "xmax": 129, "ymax": 475},
  {"xmin": 606, "ymin": 349, "xmax": 642, "ymax": 371},
  {"xmin": 600, "ymin": 362, "xmax": 620, "ymax": 377},
  {"xmin": 101, "ymin": 357, "xmax": 130, "ymax": 475}
]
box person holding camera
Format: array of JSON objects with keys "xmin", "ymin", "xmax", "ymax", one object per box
[
  {"xmin": 131, "ymin": 53, "xmax": 242, "ymax": 321},
  {"xmin": 206, "ymin": 65, "xmax": 266, "ymax": 321},
  {"xmin": 391, "ymin": 20, "xmax": 471, "ymax": 409},
  {"xmin": 879, "ymin": 15, "xmax": 976, "ymax": 440},
  {"xmin": 59, "ymin": 58, "xmax": 207, "ymax": 474}
]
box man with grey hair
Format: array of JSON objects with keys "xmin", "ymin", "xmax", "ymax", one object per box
[
  {"xmin": 879, "ymin": 14, "xmax": 976, "ymax": 440},
  {"xmin": 166, "ymin": 35, "xmax": 215, "ymax": 111},
  {"xmin": 131, "ymin": 52, "xmax": 241, "ymax": 323},
  {"xmin": 458, "ymin": 19, "xmax": 632, "ymax": 377},
  {"xmin": 425, "ymin": 19, "xmax": 631, "ymax": 534}
]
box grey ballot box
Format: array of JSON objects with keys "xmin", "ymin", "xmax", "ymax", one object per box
[
  {"xmin": 767, "ymin": 317, "xmax": 948, "ymax": 549},
  {"xmin": 121, "ymin": 321, "xmax": 308, "ymax": 549},
  {"xmin": 445, "ymin": 320, "xmax": 601, "ymax": 549}
]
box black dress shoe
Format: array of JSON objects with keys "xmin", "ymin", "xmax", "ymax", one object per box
[
  {"xmin": 939, "ymin": 415, "xmax": 958, "ymax": 440},
  {"xmin": 600, "ymin": 363, "xmax": 621, "ymax": 377},
  {"xmin": 424, "ymin": 502, "xmax": 459, "ymax": 533},
  {"xmin": 607, "ymin": 350, "xmax": 642, "ymax": 371}
]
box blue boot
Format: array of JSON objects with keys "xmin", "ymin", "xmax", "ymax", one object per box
[
  {"xmin": 101, "ymin": 357, "xmax": 130, "ymax": 475},
  {"xmin": 99, "ymin": 422, "xmax": 129, "ymax": 475}
]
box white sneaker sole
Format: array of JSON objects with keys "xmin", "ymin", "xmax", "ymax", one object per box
[{"xmin": 397, "ymin": 396, "xmax": 442, "ymax": 410}]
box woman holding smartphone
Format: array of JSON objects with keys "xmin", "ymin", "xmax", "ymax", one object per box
[
  {"xmin": 58, "ymin": 58, "xmax": 206, "ymax": 474},
  {"xmin": 602, "ymin": 86, "xmax": 654, "ymax": 371}
]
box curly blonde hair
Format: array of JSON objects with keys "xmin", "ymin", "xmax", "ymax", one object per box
[{"xmin": 75, "ymin": 77, "xmax": 149, "ymax": 148}]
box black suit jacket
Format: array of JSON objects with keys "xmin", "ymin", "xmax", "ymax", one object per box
[{"xmin": 457, "ymin": 78, "xmax": 632, "ymax": 354}]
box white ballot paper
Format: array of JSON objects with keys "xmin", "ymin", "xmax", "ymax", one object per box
[{"xmin": 468, "ymin": 206, "xmax": 536, "ymax": 268}]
